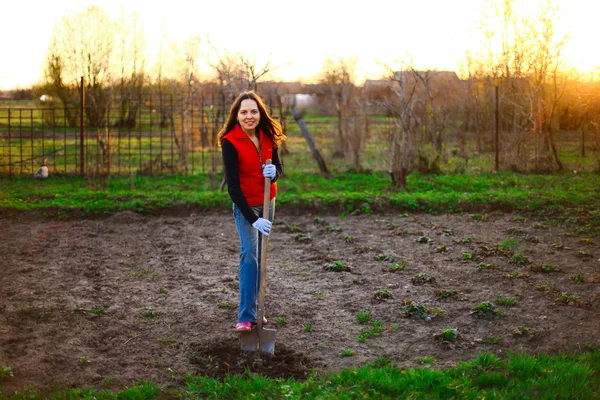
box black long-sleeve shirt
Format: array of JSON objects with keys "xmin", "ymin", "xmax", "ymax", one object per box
[{"xmin": 221, "ymin": 138, "xmax": 282, "ymax": 224}]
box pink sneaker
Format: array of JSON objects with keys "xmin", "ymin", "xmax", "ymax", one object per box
[{"xmin": 235, "ymin": 322, "xmax": 252, "ymax": 332}]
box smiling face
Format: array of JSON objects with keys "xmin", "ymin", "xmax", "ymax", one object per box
[{"xmin": 237, "ymin": 99, "xmax": 260, "ymax": 135}]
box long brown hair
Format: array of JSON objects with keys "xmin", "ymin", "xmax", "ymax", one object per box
[{"xmin": 217, "ymin": 91, "xmax": 286, "ymax": 148}]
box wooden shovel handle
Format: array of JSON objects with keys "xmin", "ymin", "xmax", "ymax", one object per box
[{"xmin": 257, "ymin": 159, "xmax": 271, "ymax": 331}]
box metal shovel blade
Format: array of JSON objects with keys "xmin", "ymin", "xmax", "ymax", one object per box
[{"xmin": 239, "ymin": 326, "xmax": 277, "ymax": 355}]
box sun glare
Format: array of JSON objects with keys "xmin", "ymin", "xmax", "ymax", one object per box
[{"xmin": 0, "ymin": 0, "xmax": 599, "ymax": 89}]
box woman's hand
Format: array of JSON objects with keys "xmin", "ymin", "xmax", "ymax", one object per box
[
  {"xmin": 252, "ymin": 217, "xmax": 272, "ymax": 236},
  {"xmin": 262, "ymin": 164, "xmax": 276, "ymax": 179}
]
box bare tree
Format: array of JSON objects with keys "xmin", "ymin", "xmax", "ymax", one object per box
[
  {"xmin": 469, "ymin": 0, "xmax": 569, "ymax": 171},
  {"xmin": 380, "ymin": 66, "xmax": 420, "ymax": 189},
  {"xmin": 115, "ymin": 10, "xmax": 147, "ymax": 129},
  {"xmin": 317, "ymin": 57, "xmax": 359, "ymax": 159}
]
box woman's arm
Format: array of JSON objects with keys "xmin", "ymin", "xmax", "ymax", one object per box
[{"xmin": 271, "ymin": 147, "xmax": 283, "ymax": 183}]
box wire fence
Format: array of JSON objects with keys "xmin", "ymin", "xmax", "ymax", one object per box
[
  {"xmin": 1, "ymin": 99, "xmax": 599, "ymax": 177},
  {"xmin": 0, "ymin": 99, "xmax": 226, "ymax": 177}
]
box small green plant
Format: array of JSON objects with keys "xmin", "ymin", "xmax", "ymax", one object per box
[
  {"xmin": 499, "ymin": 237, "xmax": 519, "ymax": 251},
  {"xmin": 462, "ymin": 237, "xmax": 474, "ymax": 243},
  {"xmin": 539, "ymin": 264, "xmax": 560, "ymax": 273},
  {"xmin": 513, "ymin": 216, "xmax": 526, "ymax": 222},
  {"xmin": 286, "ymin": 223, "xmax": 304, "ymax": 233},
  {"xmin": 159, "ymin": 288, "xmax": 168, "ymax": 294},
  {"xmin": 36, "ymin": 311, "xmax": 51, "ymax": 319},
  {"xmin": 511, "ymin": 253, "xmax": 529, "ymax": 264},
  {"xmin": 578, "ymin": 250, "xmax": 593, "ymax": 257},
  {"xmin": 513, "ymin": 326, "xmax": 532, "ymax": 336},
  {"xmin": 356, "ymin": 310, "xmax": 372, "ymax": 324},
  {"xmin": 90, "ymin": 308, "xmax": 105, "ymax": 315},
  {"xmin": 295, "ymin": 233, "xmax": 311, "ymax": 242},
  {"xmin": 496, "ymin": 296, "xmax": 518, "ymax": 306},
  {"xmin": 441, "ymin": 328, "xmax": 458, "ymax": 342},
  {"xmin": 417, "ymin": 356, "xmax": 437, "ymax": 364},
  {"xmin": 314, "ymin": 217, "xmax": 325, "ymax": 225},
  {"xmin": 535, "ymin": 284, "xmax": 549, "ymax": 291},
  {"xmin": 471, "ymin": 301, "xmax": 503, "ymax": 320},
  {"xmin": 77, "ymin": 357, "xmax": 90, "ymax": 366},
  {"xmin": 326, "ymin": 226, "xmax": 342, "ymax": 231},
  {"xmin": 393, "ymin": 228, "xmax": 409, "ymax": 236},
  {"xmin": 377, "ymin": 253, "xmax": 394, "ymax": 262},
  {"xmin": 324, "ymin": 260, "xmax": 351, "ymax": 272},
  {"xmin": 437, "ymin": 289, "xmax": 458, "ymax": 299},
  {"xmin": 411, "ymin": 272, "xmax": 435, "ymax": 285},
  {"xmin": 277, "ymin": 317, "xmax": 286, "ymax": 326},
  {"xmin": 217, "ymin": 302, "xmax": 232, "ymax": 309},
  {"xmin": 140, "ymin": 310, "xmax": 159, "ymax": 319},
  {"xmin": 387, "ymin": 222, "xmax": 398, "ymax": 230},
  {"xmin": 344, "ymin": 235, "xmax": 356, "ymax": 243},
  {"xmin": 388, "ymin": 261, "xmax": 407, "ymax": 272},
  {"xmin": 435, "ymin": 245, "xmax": 450, "ymax": 253},
  {"xmin": 415, "ymin": 236, "xmax": 432, "ymax": 244},
  {"xmin": 570, "ymin": 274, "xmax": 585, "ymax": 284},
  {"xmin": 558, "ymin": 292, "xmax": 580, "ymax": 305},
  {"xmin": 304, "ymin": 324, "xmax": 312, "ymax": 332},
  {"xmin": 524, "ymin": 235, "xmax": 540, "ymax": 244},
  {"xmin": 400, "ymin": 301, "xmax": 444, "ymax": 322},
  {"xmin": 341, "ymin": 349, "xmax": 356, "ymax": 357},
  {"xmin": 313, "ymin": 290, "xmax": 327, "ymax": 300},
  {"xmin": 375, "ymin": 289, "xmax": 392, "ymax": 300},
  {"xmin": 471, "ymin": 213, "xmax": 488, "ymax": 221},
  {"xmin": 477, "ymin": 263, "xmax": 490, "ymax": 270},
  {"xmin": 357, "ymin": 321, "xmax": 384, "ymax": 342},
  {"xmin": 482, "ymin": 337, "xmax": 504, "ymax": 345},
  {"xmin": 441, "ymin": 229, "xmax": 454, "ymax": 236},
  {"xmin": 400, "ymin": 301, "xmax": 431, "ymax": 321},
  {"xmin": 0, "ymin": 366, "xmax": 13, "ymax": 379},
  {"xmin": 551, "ymin": 242, "xmax": 564, "ymax": 250},
  {"xmin": 462, "ymin": 252, "xmax": 473, "ymax": 260}
]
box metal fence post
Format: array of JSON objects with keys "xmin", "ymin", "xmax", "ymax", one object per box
[
  {"xmin": 8, "ymin": 109, "xmax": 11, "ymax": 179},
  {"xmin": 495, "ymin": 84, "xmax": 499, "ymax": 172},
  {"xmin": 80, "ymin": 76, "xmax": 85, "ymax": 176}
]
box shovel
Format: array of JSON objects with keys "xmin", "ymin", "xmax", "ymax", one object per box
[{"xmin": 240, "ymin": 160, "xmax": 277, "ymax": 354}]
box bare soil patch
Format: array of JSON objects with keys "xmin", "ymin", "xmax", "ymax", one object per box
[{"xmin": 1, "ymin": 209, "xmax": 598, "ymax": 395}]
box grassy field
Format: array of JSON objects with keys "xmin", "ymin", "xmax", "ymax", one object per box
[
  {"xmin": 1, "ymin": 171, "xmax": 599, "ymax": 236},
  {"xmin": 3, "ymin": 349, "xmax": 598, "ymax": 399}
]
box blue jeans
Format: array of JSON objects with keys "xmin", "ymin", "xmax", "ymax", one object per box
[{"xmin": 233, "ymin": 199, "xmax": 275, "ymax": 323}]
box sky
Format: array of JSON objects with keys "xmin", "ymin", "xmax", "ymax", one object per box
[{"xmin": 1, "ymin": 0, "xmax": 599, "ymax": 90}]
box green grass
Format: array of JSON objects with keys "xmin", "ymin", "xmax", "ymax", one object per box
[
  {"xmin": 5, "ymin": 349, "xmax": 598, "ymax": 399},
  {"xmin": 2, "ymin": 171, "xmax": 599, "ymax": 236}
]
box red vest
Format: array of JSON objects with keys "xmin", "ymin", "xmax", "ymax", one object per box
[{"xmin": 223, "ymin": 124, "xmax": 277, "ymax": 206}]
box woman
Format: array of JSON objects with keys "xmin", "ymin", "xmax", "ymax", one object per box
[{"xmin": 218, "ymin": 91, "xmax": 286, "ymax": 332}]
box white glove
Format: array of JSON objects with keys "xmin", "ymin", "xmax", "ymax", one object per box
[
  {"xmin": 262, "ymin": 164, "xmax": 276, "ymax": 179},
  {"xmin": 252, "ymin": 217, "xmax": 272, "ymax": 236}
]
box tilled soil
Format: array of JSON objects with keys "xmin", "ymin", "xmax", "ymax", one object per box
[{"xmin": 1, "ymin": 209, "xmax": 598, "ymax": 395}]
